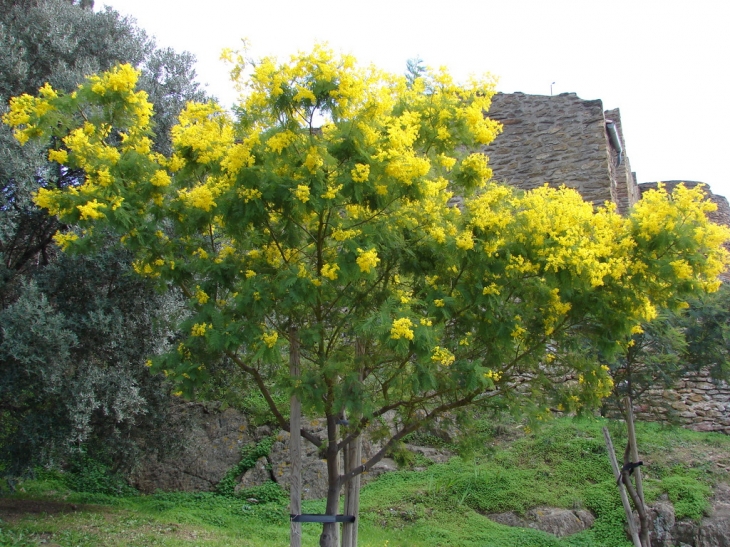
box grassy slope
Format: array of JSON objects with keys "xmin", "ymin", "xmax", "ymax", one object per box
[{"xmin": 1, "ymin": 417, "xmax": 729, "ymax": 547}]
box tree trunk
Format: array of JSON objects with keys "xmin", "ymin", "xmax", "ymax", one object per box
[{"xmin": 319, "ymin": 416, "xmax": 341, "ymax": 547}]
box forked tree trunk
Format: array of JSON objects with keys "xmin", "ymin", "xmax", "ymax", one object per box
[{"xmin": 320, "ymin": 340, "xmax": 366, "ymax": 547}]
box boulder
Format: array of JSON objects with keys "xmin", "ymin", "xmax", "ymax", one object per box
[
  {"xmin": 696, "ymin": 482, "xmax": 730, "ymax": 547},
  {"xmin": 235, "ymin": 457, "xmax": 271, "ymax": 493},
  {"xmin": 648, "ymin": 498, "xmax": 676, "ymax": 547},
  {"xmin": 366, "ymin": 457, "xmax": 398, "ymax": 480},
  {"xmin": 405, "ymin": 444, "xmax": 454, "ymax": 465},
  {"xmin": 130, "ymin": 402, "xmax": 252, "ymax": 493},
  {"xmin": 488, "ymin": 507, "xmax": 594, "ymax": 537},
  {"xmin": 652, "ymin": 482, "xmax": 730, "ymax": 547},
  {"xmin": 269, "ymin": 430, "xmax": 329, "ymax": 500}
]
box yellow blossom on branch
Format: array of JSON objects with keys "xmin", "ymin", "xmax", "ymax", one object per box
[
  {"xmin": 195, "ymin": 286, "xmax": 209, "ymax": 304},
  {"xmin": 77, "ymin": 199, "xmax": 106, "ymax": 220},
  {"xmin": 356, "ymin": 248, "xmax": 380, "ymax": 273},
  {"xmin": 390, "ymin": 318, "xmax": 414, "ymax": 340},
  {"xmin": 293, "ymin": 185, "xmax": 310, "ymax": 203},
  {"xmin": 261, "ymin": 330, "xmax": 278, "ymax": 348},
  {"xmin": 351, "ymin": 163, "xmax": 370, "ymax": 182},
  {"xmin": 48, "ymin": 149, "xmax": 68, "ymax": 164},
  {"xmin": 320, "ymin": 263, "xmax": 339, "ymax": 281},
  {"xmin": 431, "ymin": 346, "xmax": 455, "ymax": 366},
  {"xmin": 191, "ymin": 323, "xmax": 211, "ymax": 337}
]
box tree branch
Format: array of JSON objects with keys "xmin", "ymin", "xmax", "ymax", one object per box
[{"xmin": 226, "ymin": 350, "xmax": 322, "ymax": 447}]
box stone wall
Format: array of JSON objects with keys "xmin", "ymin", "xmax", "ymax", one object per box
[
  {"xmin": 633, "ymin": 369, "xmax": 730, "ymax": 435},
  {"xmin": 484, "ymin": 92, "xmax": 641, "ymax": 211}
]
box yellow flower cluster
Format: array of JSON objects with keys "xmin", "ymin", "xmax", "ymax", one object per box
[
  {"xmin": 237, "ymin": 187, "xmax": 262, "ymax": 203},
  {"xmin": 483, "ymin": 370, "xmax": 503, "ymax": 382},
  {"xmin": 332, "ymin": 227, "xmax": 361, "ymax": 241},
  {"xmin": 266, "ymin": 130, "xmax": 298, "ymax": 154},
  {"xmin": 320, "ymin": 263, "xmax": 339, "ymax": 280},
  {"xmin": 460, "ymin": 153, "xmax": 492, "ymax": 188},
  {"xmin": 89, "ymin": 64, "xmax": 139, "ymax": 95},
  {"xmin": 191, "ymin": 323, "xmax": 211, "ymax": 337},
  {"xmin": 150, "ymin": 170, "xmax": 171, "ymax": 187},
  {"xmin": 261, "ymin": 330, "xmax": 278, "ymax": 348},
  {"xmin": 48, "ymin": 149, "xmax": 68, "ymax": 164},
  {"xmin": 195, "ymin": 286, "xmax": 209, "ymax": 304},
  {"xmin": 292, "ymin": 184, "xmax": 310, "ymax": 203},
  {"xmin": 77, "ymin": 199, "xmax": 106, "ymax": 220},
  {"xmin": 178, "ymin": 184, "xmax": 216, "ymax": 212},
  {"xmin": 431, "ymin": 346, "xmax": 455, "ymax": 366},
  {"xmin": 320, "ymin": 183, "xmax": 342, "ymax": 200},
  {"xmin": 53, "ymin": 231, "xmax": 78, "ymax": 251},
  {"xmin": 356, "ymin": 248, "xmax": 380, "ymax": 273},
  {"xmin": 351, "ymin": 163, "xmax": 370, "ymax": 182},
  {"xmin": 303, "ymin": 147, "xmax": 323, "ymax": 173},
  {"xmin": 390, "ymin": 318, "xmax": 414, "ymax": 340},
  {"xmin": 172, "ymin": 101, "xmax": 234, "ymax": 164}
]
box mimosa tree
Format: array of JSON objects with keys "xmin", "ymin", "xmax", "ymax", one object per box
[{"xmin": 5, "ymin": 46, "xmax": 728, "ymax": 547}]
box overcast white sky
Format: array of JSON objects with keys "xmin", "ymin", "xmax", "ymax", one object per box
[{"xmin": 98, "ymin": 0, "xmax": 730, "ymax": 198}]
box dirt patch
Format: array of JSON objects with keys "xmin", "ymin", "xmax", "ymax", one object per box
[{"xmin": 0, "ymin": 498, "xmax": 105, "ymax": 523}]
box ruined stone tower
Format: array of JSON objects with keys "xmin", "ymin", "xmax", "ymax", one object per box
[{"xmin": 482, "ymin": 92, "xmax": 639, "ymax": 213}]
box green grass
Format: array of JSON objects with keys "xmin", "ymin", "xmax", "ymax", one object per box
[{"xmin": 1, "ymin": 417, "xmax": 728, "ymax": 546}]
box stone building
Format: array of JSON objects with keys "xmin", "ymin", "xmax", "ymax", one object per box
[{"xmin": 483, "ymin": 92, "xmax": 641, "ymax": 214}]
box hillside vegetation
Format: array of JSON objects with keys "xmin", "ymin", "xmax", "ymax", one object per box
[{"xmin": 1, "ymin": 417, "xmax": 728, "ymax": 547}]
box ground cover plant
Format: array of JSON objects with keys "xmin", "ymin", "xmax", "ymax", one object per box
[{"xmin": 1, "ymin": 417, "xmax": 728, "ymax": 547}]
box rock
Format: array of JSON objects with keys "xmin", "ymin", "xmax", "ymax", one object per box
[
  {"xmin": 404, "ymin": 444, "xmax": 454, "ymax": 465},
  {"xmin": 659, "ymin": 483, "xmax": 730, "ymax": 547},
  {"xmin": 254, "ymin": 425, "xmax": 272, "ymax": 440},
  {"xmin": 235, "ymin": 457, "xmax": 271, "ymax": 493},
  {"xmin": 488, "ymin": 507, "xmax": 594, "ymax": 537},
  {"xmin": 696, "ymin": 483, "xmax": 730, "ymax": 547},
  {"xmin": 366, "ymin": 458, "xmax": 398, "ymax": 481},
  {"xmin": 269, "ymin": 431, "xmax": 329, "ymax": 500},
  {"xmin": 130, "ymin": 402, "xmax": 252, "ymax": 493},
  {"xmin": 648, "ymin": 498, "xmax": 675, "ymax": 547}
]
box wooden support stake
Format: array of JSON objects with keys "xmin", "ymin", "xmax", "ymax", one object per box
[
  {"xmin": 624, "ymin": 398, "xmax": 645, "ymax": 505},
  {"xmin": 342, "ymin": 434, "xmax": 362, "ymax": 547},
  {"xmin": 624, "ymin": 398, "xmax": 651, "ymax": 547},
  {"xmin": 290, "ymin": 327, "xmax": 302, "ymax": 547},
  {"xmin": 603, "ymin": 426, "xmax": 642, "ymax": 547},
  {"xmin": 342, "ymin": 340, "xmax": 365, "ymax": 547}
]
